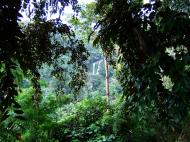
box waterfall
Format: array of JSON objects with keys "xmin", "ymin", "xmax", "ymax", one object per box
[
  {"xmin": 96, "ymin": 60, "xmax": 103, "ymax": 75},
  {"xmin": 92, "ymin": 62, "xmax": 96, "ymax": 75}
]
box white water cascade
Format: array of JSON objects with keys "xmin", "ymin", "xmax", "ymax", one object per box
[
  {"xmin": 92, "ymin": 62, "xmax": 96, "ymax": 75},
  {"xmin": 92, "ymin": 59, "xmax": 103, "ymax": 75},
  {"xmin": 96, "ymin": 60, "xmax": 103, "ymax": 75}
]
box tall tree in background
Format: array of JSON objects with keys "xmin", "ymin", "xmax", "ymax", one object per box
[
  {"xmin": 95, "ymin": 0, "xmax": 190, "ymax": 128},
  {"xmin": 105, "ymin": 57, "xmax": 110, "ymax": 105}
]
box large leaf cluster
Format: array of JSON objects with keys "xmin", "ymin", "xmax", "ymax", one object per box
[
  {"xmin": 0, "ymin": 0, "xmax": 88, "ymax": 122},
  {"xmin": 0, "ymin": 0, "xmax": 25, "ymax": 122},
  {"xmin": 95, "ymin": 0, "xmax": 190, "ymax": 123}
]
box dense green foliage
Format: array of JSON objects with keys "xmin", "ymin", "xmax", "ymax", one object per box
[
  {"xmin": 95, "ymin": 0, "xmax": 190, "ymax": 128},
  {"xmin": 0, "ymin": 0, "xmax": 88, "ymax": 121},
  {"xmin": 1, "ymin": 0, "xmax": 190, "ymax": 141}
]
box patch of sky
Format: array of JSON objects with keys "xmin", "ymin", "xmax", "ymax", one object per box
[{"xmin": 20, "ymin": 0, "xmax": 95, "ymax": 23}]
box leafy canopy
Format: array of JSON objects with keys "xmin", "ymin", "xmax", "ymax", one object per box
[
  {"xmin": 95, "ymin": 0, "xmax": 190, "ymax": 123},
  {"xmin": 0, "ymin": 0, "xmax": 88, "ymax": 121}
]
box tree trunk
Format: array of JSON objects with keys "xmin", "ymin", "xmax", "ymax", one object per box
[{"xmin": 105, "ymin": 57, "xmax": 110, "ymax": 105}]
